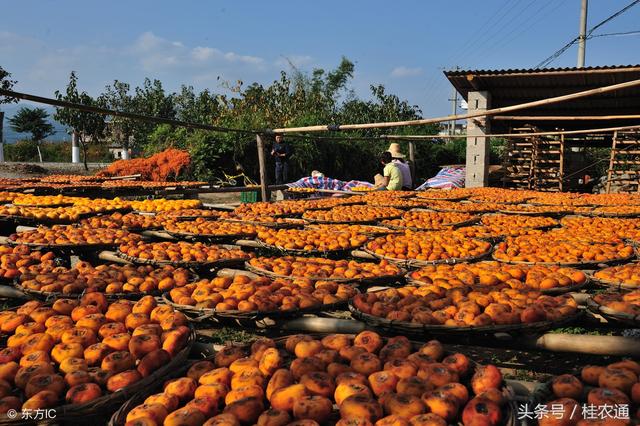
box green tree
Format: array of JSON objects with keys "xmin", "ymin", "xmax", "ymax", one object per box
[
  {"xmin": 54, "ymin": 71, "xmax": 107, "ymax": 170},
  {"xmin": 0, "ymin": 66, "xmax": 18, "ymax": 157},
  {"xmin": 8, "ymin": 107, "xmax": 54, "ymax": 162}
]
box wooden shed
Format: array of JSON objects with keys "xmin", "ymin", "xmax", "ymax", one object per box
[{"xmin": 444, "ymin": 65, "xmax": 640, "ymax": 192}]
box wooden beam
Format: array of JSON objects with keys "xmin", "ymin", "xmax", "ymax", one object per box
[
  {"xmin": 272, "ymin": 78, "xmax": 640, "ymax": 133},
  {"xmin": 493, "ymin": 115, "xmax": 640, "ymax": 121},
  {"xmin": 256, "ymin": 134, "xmax": 269, "ymax": 203},
  {"xmin": 383, "ymin": 123, "xmax": 640, "ymax": 140}
]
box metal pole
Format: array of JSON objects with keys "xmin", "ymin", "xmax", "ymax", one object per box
[
  {"xmin": 577, "ymin": 0, "xmax": 588, "ymax": 67},
  {"xmin": 256, "ymin": 134, "xmax": 269, "ymax": 202},
  {"xmin": 450, "ymin": 87, "xmax": 458, "ymax": 135},
  {"xmin": 71, "ymin": 130, "xmax": 80, "ymax": 163}
]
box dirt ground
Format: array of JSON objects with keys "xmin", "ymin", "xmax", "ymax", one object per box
[{"xmin": 0, "ymin": 162, "xmax": 105, "ymax": 179}]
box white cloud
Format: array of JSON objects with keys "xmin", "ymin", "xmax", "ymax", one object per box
[
  {"xmin": 390, "ymin": 66, "xmax": 423, "ymax": 77},
  {"xmin": 191, "ymin": 46, "xmax": 218, "ymax": 61},
  {"xmin": 132, "ymin": 31, "xmax": 165, "ymax": 52}
]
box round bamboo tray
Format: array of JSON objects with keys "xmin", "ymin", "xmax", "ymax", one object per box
[
  {"xmin": 586, "ymin": 297, "xmax": 640, "ymax": 327},
  {"xmin": 415, "ymin": 194, "xmax": 469, "ymax": 201},
  {"xmin": 0, "ymin": 213, "xmax": 92, "ymax": 226},
  {"xmin": 305, "ymin": 224, "xmax": 399, "ymax": 236},
  {"xmin": 583, "ymin": 210, "xmax": 640, "ymax": 218},
  {"xmin": 349, "ymin": 301, "xmax": 583, "ymax": 337},
  {"xmin": 381, "ymin": 216, "xmax": 480, "ymax": 232},
  {"xmin": 0, "ymin": 327, "xmax": 195, "ymax": 426},
  {"xmin": 491, "ymin": 252, "xmax": 636, "ymax": 268},
  {"xmin": 245, "ymin": 262, "xmax": 407, "ymax": 286},
  {"xmin": 255, "ymin": 240, "xmax": 362, "ymax": 257},
  {"xmin": 587, "ymin": 272, "xmax": 640, "ymax": 292},
  {"xmin": 11, "ymin": 202, "xmax": 74, "ymax": 208},
  {"xmin": 164, "ymin": 229, "xmax": 257, "ymax": 242},
  {"xmin": 115, "ymin": 251, "xmax": 249, "ymax": 269},
  {"xmin": 12, "ymin": 283, "xmax": 161, "ymax": 302},
  {"xmin": 497, "ymin": 208, "xmax": 573, "ymax": 217},
  {"xmin": 108, "ymin": 356, "xmax": 216, "ymax": 426},
  {"xmin": 220, "ymin": 218, "xmax": 306, "ymax": 229},
  {"xmin": 363, "ymin": 246, "xmax": 493, "ymax": 268},
  {"xmin": 108, "ymin": 334, "xmax": 516, "ymax": 426},
  {"xmin": 6, "ymin": 240, "xmax": 121, "ymax": 252},
  {"xmin": 162, "ymin": 291, "xmax": 354, "ymax": 322},
  {"xmin": 404, "ymin": 275, "xmax": 589, "ymax": 295},
  {"xmin": 302, "ymin": 217, "xmax": 389, "ymax": 225}
]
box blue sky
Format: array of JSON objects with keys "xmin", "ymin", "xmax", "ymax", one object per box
[{"xmin": 1, "ymin": 0, "xmax": 639, "ymax": 121}]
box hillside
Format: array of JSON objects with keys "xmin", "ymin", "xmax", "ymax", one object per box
[{"xmin": 1, "ymin": 103, "xmax": 69, "ymax": 143}]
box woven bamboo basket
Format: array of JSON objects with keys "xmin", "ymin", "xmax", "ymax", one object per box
[
  {"xmin": 245, "ymin": 261, "xmax": 407, "ymax": 287},
  {"xmin": 0, "ymin": 327, "xmax": 195, "ymax": 426}
]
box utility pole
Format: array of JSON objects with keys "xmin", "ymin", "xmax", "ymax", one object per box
[
  {"xmin": 577, "ymin": 0, "xmax": 588, "ymax": 67},
  {"xmin": 448, "ymin": 66, "xmax": 459, "ymax": 136},
  {"xmin": 449, "ymin": 87, "xmax": 458, "ymax": 135}
]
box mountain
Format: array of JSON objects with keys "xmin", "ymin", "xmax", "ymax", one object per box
[{"xmin": 1, "ymin": 103, "xmax": 70, "ymax": 144}]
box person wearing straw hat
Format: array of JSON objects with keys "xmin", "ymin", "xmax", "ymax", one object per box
[
  {"xmin": 374, "ymin": 151, "xmax": 403, "ymax": 191},
  {"xmin": 387, "ymin": 143, "xmax": 413, "ymax": 190}
]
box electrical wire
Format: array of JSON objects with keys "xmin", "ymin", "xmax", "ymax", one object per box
[
  {"xmin": 535, "ymin": 0, "xmax": 640, "ymax": 68},
  {"xmin": 589, "ymin": 29, "xmax": 640, "ymax": 38},
  {"xmin": 475, "ymin": 0, "xmax": 567, "ymax": 66}
]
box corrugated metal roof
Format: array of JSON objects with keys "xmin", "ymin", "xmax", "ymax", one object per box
[
  {"xmin": 444, "ymin": 65, "xmax": 640, "ymax": 131},
  {"xmin": 444, "ymin": 64, "xmax": 640, "ymax": 76}
]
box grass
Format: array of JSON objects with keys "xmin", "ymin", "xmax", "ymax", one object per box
[
  {"xmin": 549, "ymin": 326, "xmax": 615, "ymax": 336},
  {"xmin": 199, "ymin": 327, "xmax": 260, "ymax": 345}
]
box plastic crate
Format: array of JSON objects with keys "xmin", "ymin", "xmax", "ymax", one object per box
[{"xmin": 240, "ymin": 190, "xmax": 260, "ymax": 203}]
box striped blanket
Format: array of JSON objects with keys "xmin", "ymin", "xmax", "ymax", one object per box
[
  {"xmin": 416, "ymin": 166, "xmax": 466, "ymax": 190},
  {"xmin": 287, "ymin": 176, "xmax": 374, "ymax": 191}
]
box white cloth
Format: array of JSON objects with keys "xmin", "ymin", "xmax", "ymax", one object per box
[{"xmin": 393, "ymin": 160, "xmax": 412, "ymax": 188}]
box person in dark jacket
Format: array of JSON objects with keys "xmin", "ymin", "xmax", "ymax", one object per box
[{"xmin": 271, "ymin": 134, "xmax": 292, "ymax": 184}]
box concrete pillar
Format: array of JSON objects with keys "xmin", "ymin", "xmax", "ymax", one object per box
[
  {"xmin": 465, "ymin": 91, "xmax": 491, "ymax": 187},
  {"xmin": 71, "ymin": 131, "xmax": 80, "ymax": 163}
]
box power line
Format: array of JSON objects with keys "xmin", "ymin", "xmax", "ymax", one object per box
[
  {"xmin": 589, "ymin": 29, "xmax": 640, "ymax": 38},
  {"xmin": 476, "ymin": 0, "xmax": 568, "ymax": 65},
  {"xmin": 422, "ymin": 0, "xmax": 526, "ymax": 103},
  {"xmin": 535, "ymin": 0, "xmax": 640, "ymax": 68}
]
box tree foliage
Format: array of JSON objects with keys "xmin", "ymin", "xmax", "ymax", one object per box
[
  {"xmin": 8, "ymin": 107, "xmax": 54, "ymax": 162},
  {"xmin": 0, "ymin": 66, "xmax": 18, "ymax": 105},
  {"xmin": 54, "ymin": 71, "xmax": 107, "ymax": 170},
  {"xmin": 48, "ymin": 57, "xmax": 491, "ymax": 182}
]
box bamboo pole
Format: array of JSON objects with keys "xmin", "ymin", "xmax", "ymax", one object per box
[
  {"xmin": 256, "ymin": 134, "xmax": 269, "ymax": 202},
  {"xmin": 272, "ymin": 78, "xmax": 640, "ymax": 133},
  {"xmin": 383, "ymin": 123, "xmax": 640, "ymax": 140},
  {"xmin": 493, "ymin": 114, "xmax": 640, "ymax": 121}
]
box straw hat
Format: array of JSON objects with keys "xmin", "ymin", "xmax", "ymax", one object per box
[{"xmin": 387, "ymin": 143, "xmax": 406, "ymax": 159}]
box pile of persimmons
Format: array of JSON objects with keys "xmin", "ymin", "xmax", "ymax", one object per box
[
  {"xmin": 0, "ymin": 294, "xmax": 191, "ymax": 411},
  {"xmin": 9, "ymin": 226, "xmax": 141, "ymax": 247},
  {"xmin": 352, "ymin": 285, "xmax": 578, "ymax": 326},
  {"xmin": 248, "ymin": 256, "xmax": 402, "ymax": 280},
  {"xmin": 118, "ymin": 241, "xmax": 251, "ymax": 264},
  {"xmin": 535, "ymin": 359, "xmax": 640, "ymax": 426},
  {"xmin": 168, "ymin": 274, "xmax": 358, "ymax": 312},
  {"xmin": 257, "ymin": 229, "xmax": 368, "ymax": 252},
  {"xmin": 16, "ymin": 262, "xmax": 192, "ymax": 295},
  {"xmin": 163, "ymin": 218, "xmax": 260, "ymax": 238},
  {"xmin": 121, "ymin": 332, "xmax": 508, "ymax": 426}
]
